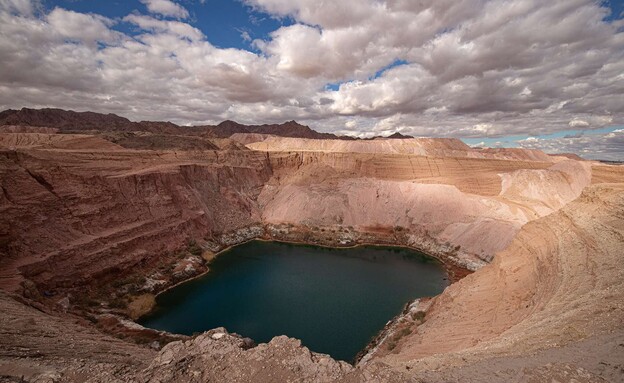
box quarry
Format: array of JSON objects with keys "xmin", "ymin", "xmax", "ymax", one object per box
[{"xmin": 0, "ymin": 109, "xmax": 623, "ymax": 382}]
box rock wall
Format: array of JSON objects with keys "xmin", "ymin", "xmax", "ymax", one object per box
[
  {"xmin": 260, "ymin": 151, "xmax": 592, "ymax": 263},
  {"xmin": 0, "ymin": 141, "xmax": 272, "ymax": 291},
  {"xmin": 248, "ymin": 136, "xmax": 558, "ymax": 162}
]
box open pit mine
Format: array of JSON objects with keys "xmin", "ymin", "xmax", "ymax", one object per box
[{"xmin": 0, "ymin": 108, "xmax": 623, "ymax": 383}]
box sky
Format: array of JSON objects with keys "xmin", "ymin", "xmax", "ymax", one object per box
[{"xmin": 0, "ymin": 0, "xmax": 623, "ymax": 160}]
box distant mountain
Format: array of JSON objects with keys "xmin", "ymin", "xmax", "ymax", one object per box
[
  {"xmin": 0, "ymin": 108, "xmax": 138, "ymax": 132},
  {"xmin": 386, "ymin": 132, "xmax": 414, "ymax": 139},
  {"xmin": 0, "ymin": 108, "xmax": 349, "ymax": 140},
  {"xmin": 204, "ymin": 120, "xmax": 346, "ymax": 140},
  {"xmin": 136, "ymin": 121, "xmax": 185, "ymax": 134}
]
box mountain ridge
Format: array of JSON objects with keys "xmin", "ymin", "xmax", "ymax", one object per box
[
  {"xmin": 0, "ymin": 107, "xmax": 421, "ymax": 140},
  {"xmin": 0, "ymin": 108, "xmax": 351, "ymax": 140}
]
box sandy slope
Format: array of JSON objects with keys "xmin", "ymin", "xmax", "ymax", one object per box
[{"xmin": 363, "ymin": 182, "xmax": 624, "ymax": 382}]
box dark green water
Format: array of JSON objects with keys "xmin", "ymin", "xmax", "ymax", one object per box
[{"xmin": 140, "ymin": 241, "xmax": 448, "ymax": 362}]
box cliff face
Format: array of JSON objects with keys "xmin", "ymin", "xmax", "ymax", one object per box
[
  {"xmin": 0, "ymin": 130, "xmax": 622, "ymax": 383},
  {"xmin": 0, "ymin": 134, "xmax": 272, "ymax": 291},
  {"xmin": 257, "ymin": 150, "xmax": 591, "ymax": 263},
  {"xmin": 247, "ymin": 136, "xmax": 472, "ymax": 155},
  {"xmin": 2, "ymin": 132, "xmax": 592, "ymax": 284},
  {"xmin": 244, "ymin": 136, "xmax": 568, "ymax": 163}
]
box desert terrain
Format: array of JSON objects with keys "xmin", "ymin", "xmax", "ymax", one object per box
[{"xmin": 0, "ymin": 109, "xmax": 622, "ymax": 382}]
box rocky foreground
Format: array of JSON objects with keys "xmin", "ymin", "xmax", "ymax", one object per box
[{"xmin": 0, "ymin": 121, "xmax": 623, "ymax": 382}]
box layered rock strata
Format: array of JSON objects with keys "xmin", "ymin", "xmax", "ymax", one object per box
[{"xmin": 0, "ymin": 131, "xmax": 622, "ymax": 382}]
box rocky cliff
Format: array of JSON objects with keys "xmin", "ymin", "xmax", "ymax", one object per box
[
  {"xmin": 257, "ymin": 149, "xmax": 591, "ymax": 263},
  {"xmin": 0, "ymin": 133, "xmax": 272, "ymax": 292}
]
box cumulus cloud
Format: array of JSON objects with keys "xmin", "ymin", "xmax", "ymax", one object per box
[
  {"xmin": 0, "ymin": 0, "xmax": 36, "ymax": 15},
  {"xmin": 47, "ymin": 8, "xmax": 121, "ymax": 45},
  {"xmin": 517, "ymin": 129, "xmax": 624, "ymax": 161},
  {"xmin": 139, "ymin": 0, "xmax": 189, "ymax": 19},
  {"xmin": 0, "ymin": 0, "xmax": 622, "ymax": 159},
  {"xmin": 124, "ymin": 14, "xmax": 203, "ymax": 40},
  {"xmin": 569, "ymin": 119, "xmax": 590, "ymax": 128}
]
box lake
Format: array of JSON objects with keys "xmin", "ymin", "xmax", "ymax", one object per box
[{"xmin": 139, "ymin": 240, "xmax": 448, "ymax": 362}]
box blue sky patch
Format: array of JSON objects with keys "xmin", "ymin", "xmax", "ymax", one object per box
[
  {"xmin": 604, "ymin": 0, "xmax": 624, "ymax": 22},
  {"xmin": 41, "ymin": 0, "xmax": 292, "ymax": 50},
  {"xmin": 371, "ymin": 59, "xmax": 409, "ymax": 80}
]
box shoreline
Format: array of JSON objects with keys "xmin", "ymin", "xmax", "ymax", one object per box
[
  {"xmin": 147, "ymin": 233, "xmax": 468, "ymax": 305},
  {"xmin": 135, "ymin": 230, "xmax": 472, "ymax": 363}
]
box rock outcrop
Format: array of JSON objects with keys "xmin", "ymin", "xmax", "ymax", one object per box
[
  {"xmin": 140, "ymin": 329, "xmax": 354, "ymax": 383},
  {"xmin": 0, "ymin": 290, "xmax": 154, "ymax": 382}
]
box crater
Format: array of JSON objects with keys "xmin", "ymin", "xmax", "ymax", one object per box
[{"xmin": 139, "ymin": 240, "xmax": 448, "ymax": 362}]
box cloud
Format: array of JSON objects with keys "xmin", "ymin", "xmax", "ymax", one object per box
[
  {"xmin": 238, "ymin": 29, "xmax": 252, "ymax": 42},
  {"xmin": 517, "ymin": 129, "xmax": 624, "ymax": 161},
  {"xmin": 244, "ymin": 0, "xmax": 376, "ymax": 28},
  {"xmin": 124, "ymin": 14, "xmax": 203, "ymax": 40},
  {"xmin": 0, "ymin": 0, "xmax": 36, "ymax": 15},
  {"xmin": 0, "ymin": 0, "xmax": 622, "ymax": 160},
  {"xmin": 139, "ymin": 0, "xmax": 189, "ymax": 19},
  {"xmin": 563, "ymin": 132, "xmax": 584, "ymax": 139},
  {"xmin": 48, "ymin": 8, "xmax": 120, "ymax": 45},
  {"xmin": 520, "ymin": 137, "xmax": 539, "ymax": 143},
  {"xmin": 569, "ymin": 119, "xmax": 590, "ymax": 128}
]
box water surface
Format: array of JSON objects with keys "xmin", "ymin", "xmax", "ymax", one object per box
[{"xmin": 140, "ymin": 240, "xmax": 448, "ymax": 361}]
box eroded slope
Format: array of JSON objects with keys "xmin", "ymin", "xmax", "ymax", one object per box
[
  {"xmin": 258, "ymin": 149, "xmax": 591, "ymax": 265},
  {"xmin": 362, "ymin": 182, "xmax": 624, "ymax": 382}
]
